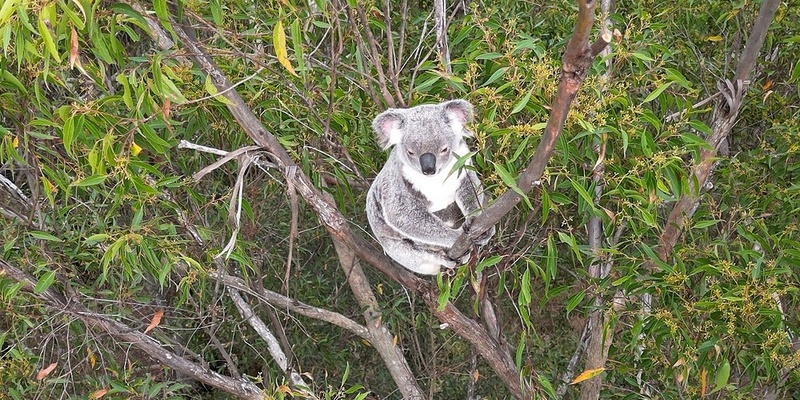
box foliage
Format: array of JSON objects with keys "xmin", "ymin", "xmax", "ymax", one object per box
[{"xmin": 0, "ymin": 0, "xmax": 798, "ymax": 399}]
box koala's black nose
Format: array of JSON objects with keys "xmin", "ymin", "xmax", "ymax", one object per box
[{"xmin": 419, "ymin": 153, "xmax": 436, "ymax": 175}]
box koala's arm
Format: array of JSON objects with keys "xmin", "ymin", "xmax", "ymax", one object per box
[
  {"xmin": 455, "ymin": 170, "xmax": 486, "ymax": 217},
  {"xmin": 371, "ymin": 180, "xmax": 463, "ymax": 248},
  {"xmin": 456, "ymin": 170, "xmax": 495, "ymax": 244}
]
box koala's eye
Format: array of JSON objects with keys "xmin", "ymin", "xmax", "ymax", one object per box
[
  {"xmin": 440, "ymin": 146, "xmax": 449, "ymax": 154},
  {"xmin": 406, "ymin": 149, "xmax": 415, "ymax": 156}
]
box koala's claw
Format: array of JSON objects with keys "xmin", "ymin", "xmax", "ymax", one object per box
[{"xmin": 463, "ymin": 218, "xmax": 495, "ymax": 246}]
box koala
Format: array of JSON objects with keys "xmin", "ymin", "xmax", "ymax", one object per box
[{"xmin": 366, "ymin": 100, "xmax": 494, "ymax": 275}]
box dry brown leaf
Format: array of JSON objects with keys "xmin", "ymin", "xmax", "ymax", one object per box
[
  {"xmin": 36, "ymin": 362, "xmax": 58, "ymax": 380},
  {"xmin": 69, "ymin": 26, "xmax": 79, "ymax": 69},
  {"xmin": 87, "ymin": 346, "xmax": 96, "ymax": 368},
  {"xmin": 144, "ymin": 309, "xmax": 164, "ymax": 334},
  {"xmin": 700, "ymin": 367, "xmax": 707, "ymax": 396},
  {"xmin": 90, "ymin": 388, "xmax": 108, "ymax": 399},
  {"xmin": 162, "ymin": 98, "xmax": 171, "ymax": 120}
]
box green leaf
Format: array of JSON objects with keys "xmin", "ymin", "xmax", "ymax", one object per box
[
  {"xmin": 482, "ymin": 67, "xmax": 508, "ymax": 87},
  {"xmin": 70, "ymin": 174, "xmax": 107, "ymax": 187},
  {"xmin": 475, "ymin": 255, "xmax": 502, "ymax": 273},
  {"xmin": 131, "ymin": 206, "xmax": 144, "ymax": 231},
  {"xmin": 565, "ymin": 290, "xmax": 585, "ymax": 315},
  {"xmin": 688, "ymin": 120, "xmax": 715, "ymax": 138},
  {"xmin": 519, "ymin": 266, "xmax": 531, "ymax": 305},
  {"xmin": 159, "ymin": 75, "xmax": 188, "ymax": 104},
  {"xmin": 0, "ymin": 0, "xmax": 19, "ymax": 27},
  {"xmin": 511, "ymin": 91, "xmax": 532, "ymax": 114},
  {"xmin": 62, "ymin": 115, "xmax": 75, "ymax": 156},
  {"xmin": 341, "ymin": 362, "xmax": 350, "ymax": 386},
  {"xmin": 0, "ymin": 70, "xmax": 27, "ymax": 93},
  {"xmin": 538, "ymin": 374, "xmax": 557, "ymax": 398},
  {"xmin": 210, "ymin": 0, "xmax": 222, "ymax": 25},
  {"xmin": 153, "ymin": 0, "xmax": 174, "ymax": 36},
  {"xmin": 34, "ymin": 270, "xmax": 56, "ymax": 294},
  {"xmin": 204, "ymin": 74, "xmax": 233, "ymax": 105},
  {"xmin": 84, "ymin": 234, "xmax": 110, "ymax": 245},
  {"xmin": 515, "ymin": 330, "xmax": 526, "ymax": 369},
  {"xmin": 29, "ymin": 231, "xmax": 62, "ymax": 242},
  {"xmin": 38, "ymin": 6, "xmax": 61, "ymax": 63},
  {"xmin": 693, "ymin": 219, "xmax": 721, "ymax": 229},
  {"xmin": 643, "ymin": 81, "xmax": 674, "ymax": 103},
  {"xmin": 569, "ymin": 178, "xmax": 596, "ymax": 211},
  {"xmin": 711, "ymin": 360, "xmax": 731, "ymax": 393},
  {"xmin": 291, "ymin": 18, "xmax": 305, "ymax": 75},
  {"xmin": 493, "ymin": 162, "xmax": 531, "ymax": 208},
  {"xmin": 436, "ymin": 273, "xmax": 450, "ymax": 311},
  {"xmin": 138, "ymin": 124, "xmax": 172, "ymax": 153},
  {"xmin": 2, "ymin": 282, "xmax": 25, "ymax": 301},
  {"xmin": 541, "ymin": 187, "xmax": 551, "ymax": 222},
  {"xmin": 475, "ymin": 52, "xmax": 503, "ymax": 60},
  {"xmin": 545, "ymin": 235, "xmax": 556, "ymax": 282},
  {"xmin": 111, "ymin": 4, "xmax": 152, "ymax": 34},
  {"xmin": 665, "ymin": 68, "xmax": 691, "ymax": 88},
  {"xmin": 631, "ymin": 50, "xmax": 654, "ymax": 61}
]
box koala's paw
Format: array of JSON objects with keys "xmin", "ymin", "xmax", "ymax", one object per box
[{"xmin": 463, "ymin": 218, "xmax": 495, "ymax": 246}]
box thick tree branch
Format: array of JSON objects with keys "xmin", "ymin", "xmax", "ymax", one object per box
[
  {"xmin": 449, "ymin": 0, "xmax": 609, "ymax": 258},
  {"xmin": 0, "ymin": 258, "xmax": 264, "ymax": 400}
]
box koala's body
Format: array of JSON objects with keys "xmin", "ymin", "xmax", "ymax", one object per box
[{"xmin": 366, "ymin": 100, "xmax": 492, "ymax": 275}]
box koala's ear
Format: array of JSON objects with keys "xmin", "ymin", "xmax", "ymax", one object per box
[
  {"xmin": 443, "ymin": 100, "xmax": 474, "ymax": 137},
  {"xmin": 372, "ymin": 110, "xmax": 405, "ymax": 149}
]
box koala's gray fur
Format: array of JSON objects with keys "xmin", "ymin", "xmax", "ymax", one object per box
[{"xmin": 366, "ymin": 100, "xmax": 493, "ymax": 275}]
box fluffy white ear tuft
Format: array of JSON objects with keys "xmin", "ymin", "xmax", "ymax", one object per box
[
  {"xmin": 372, "ymin": 110, "xmax": 405, "ymax": 149},
  {"xmin": 443, "ymin": 100, "xmax": 474, "ymax": 137}
]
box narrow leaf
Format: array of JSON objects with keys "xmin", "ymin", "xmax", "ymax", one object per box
[
  {"xmin": 565, "ymin": 290, "xmax": 585, "ymax": 315},
  {"xmin": 70, "ymin": 174, "xmax": 107, "ymax": 187},
  {"xmin": 204, "ymin": 74, "xmax": 233, "ymax": 105},
  {"xmin": 643, "ymin": 81, "xmax": 674, "ymax": 103},
  {"xmin": 273, "ymin": 20, "xmax": 298, "ymax": 77},
  {"xmin": 571, "ymin": 367, "xmax": 605, "ymax": 384},
  {"xmin": 0, "ymin": 0, "xmax": 19, "ymax": 26},
  {"xmin": 569, "ymin": 178, "xmax": 595, "ymax": 210},
  {"xmin": 38, "ymin": 10, "xmax": 62, "ymax": 62},
  {"xmin": 29, "ymin": 231, "xmax": 62, "ymax": 242},
  {"xmin": 34, "ymin": 271, "xmax": 56, "ymax": 294},
  {"xmin": 700, "ymin": 368, "xmax": 707, "ymax": 396},
  {"xmin": 143, "ymin": 309, "xmax": 164, "ymax": 334},
  {"xmin": 69, "ymin": 26, "xmax": 79, "ymax": 69},
  {"xmin": 482, "ymin": 67, "xmax": 508, "ymax": 87},
  {"xmin": 36, "ymin": 362, "xmax": 58, "ymax": 380},
  {"xmin": 712, "ymin": 360, "xmax": 731, "ymax": 393},
  {"xmin": 511, "ymin": 91, "xmax": 532, "ymax": 114}
]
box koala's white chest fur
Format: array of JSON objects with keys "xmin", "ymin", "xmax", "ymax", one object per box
[{"xmin": 402, "ymin": 160, "xmax": 464, "ymax": 212}]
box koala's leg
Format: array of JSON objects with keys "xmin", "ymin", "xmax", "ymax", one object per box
[{"xmin": 379, "ymin": 237, "xmax": 456, "ymax": 275}]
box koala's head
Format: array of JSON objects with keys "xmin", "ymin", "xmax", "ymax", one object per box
[{"xmin": 372, "ymin": 100, "xmax": 474, "ymax": 176}]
